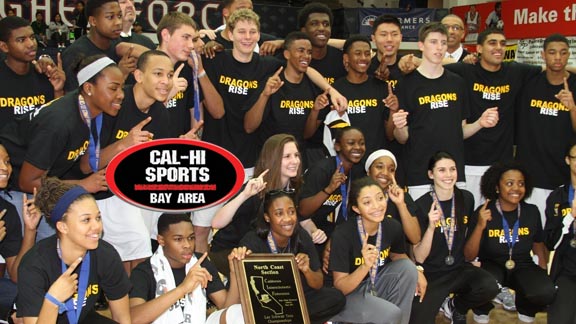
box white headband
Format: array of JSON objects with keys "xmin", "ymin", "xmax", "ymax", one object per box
[
  {"xmin": 365, "ymin": 149, "xmax": 397, "ymax": 173},
  {"xmin": 77, "ymin": 57, "xmax": 116, "ymax": 86}
]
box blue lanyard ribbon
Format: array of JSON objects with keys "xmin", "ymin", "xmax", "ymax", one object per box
[
  {"xmin": 190, "ymin": 52, "xmax": 201, "ymax": 122},
  {"xmin": 78, "ymin": 95, "xmax": 101, "ymax": 172},
  {"xmin": 496, "ymin": 200, "xmax": 521, "ymax": 254},
  {"xmin": 356, "ymin": 216, "xmax": 382, "ymax": 291},
  {"xmin": 335, "ymin": 156, "xmax": 348, "ymax": 221},
  {"xmin": 57, "ymin": 240, "xmax": 91, "ymax": 324},
  {"xmin": 431, "ymin": 192, "xmax": 456, "ymax": 255},
  {"xmin": 266, "ymin": 231, "xmax": 290, "ymax": 254},
  {"xmin": 569, "ymin": 185, "xmax": 574, "ymax": 207}
]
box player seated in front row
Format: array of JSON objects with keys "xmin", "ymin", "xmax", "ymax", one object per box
[{"xmin": 129, "ymin": 213, "xmax": 246, "ymax": 324}]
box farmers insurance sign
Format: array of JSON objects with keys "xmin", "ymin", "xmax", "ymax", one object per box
[{"xmin": 502, "ymin": 0, "xmax": 576, "ymax": 39}]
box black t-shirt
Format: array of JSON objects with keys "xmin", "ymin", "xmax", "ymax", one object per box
[
  {"xmin": 299, "ymin": 157, "xmax": 366, "ymax": 238},
  {"xmin": 0, "ymin": 90, "xmax": 91, "ymax": 191},
  {"xmin": 305, "ymin": 46, "xmax": 347, "ymax": 148},
  {"xmin": 416, "ymin": 190, "xmax": 475, "ymax": 273},
  {"xmin": 130, "ymin": 252, "xmax": 224, "ymax": 302},
  {"xmin": 102, "ymin": 84, "xmax": 177, "ymax": 146},
  {"xmin": 515, "ymin": 72, "xmax": 576, "ymax": 189},
  {"xmin": 367, "ymin": 55, "xmax": 406, "ymax": 186},
  {"xmin": 329, "ymin": 216, "xmax": 406, "ymax": 279},
  {"xmin": 332, "ymin": 76, "xmax": 389, "ymax": 154},
  {"xmin": 119, "ymin": 33, "xmax": 155, "ymax": 50},
  {"xmin": 445, "ymin": 62, "xmax": 541, "ymax": 165},
  {"xmin": 468, "ymin": 200, "xmax": 544, "ymax": 268},
  {"xmin": 544, "ymin": 185, "xmax": 576, "ymax": 279},
  {"xmin": 165, "ymin": 62, "xmax": 196, "ymax": 137},
  {"xmin": 0, "ymin": 197, "xmax": 22, "ymax": 259},
  {"xmin": 240, "ymin": 229, "xmax": 320, "ymax": 293},
  {"xmin": 17, "ymin": 236, "xmax": 131, "ymax": 322},
  {"xmin": 211, "ymin": 187, "xmax": 262, "ymax": 252},
  {"xmin": 62, "ymin": 36, "xmax": 121, "ymax": 92},
  {"xmin": 250, "ymin": 72, "xmax": 321, "ymax": 148},
  {"xmin": 203, "ymin": 50, "xmax": 281, "ymax": 168},
  {"xmin": 0, "ymin": 60, "xmax": 54, "ymax": 132},
  {"xmin": 385, "ymin": 193, "xmax": 419, "ymax": 226},
  {"xmin": 367, "ymin": 54, "xmax": 404, "ymax": 90},
  {"xmin": 397, "ymin": 70, "xmax": 468, "ymax": 186}
]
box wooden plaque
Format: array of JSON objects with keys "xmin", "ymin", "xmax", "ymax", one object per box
[{"xmin": 233, "ymin": 253, "xmax": 310, "ymax": 324}]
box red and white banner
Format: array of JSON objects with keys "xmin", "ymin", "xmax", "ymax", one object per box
[{"xmin": 501, "ymin": 0, "xmax": 576, "ymax": 39}]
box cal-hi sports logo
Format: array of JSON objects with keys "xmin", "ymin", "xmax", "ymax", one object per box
[{"xmin": 106, "ymin": 139, "xmax": 244, "ymax": 212}]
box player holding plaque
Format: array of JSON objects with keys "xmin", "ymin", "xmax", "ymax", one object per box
[
  {"xmin": 329, "ymin": 177, "xmax": 418, "ymax": 324},
  {"xmin": 239, "ymin": 189, "xmax": 345, "ymax": 324},
  {"xmin": 129, "ymin": 214, "xmax": 245, "ymax": 324},
  {"xmin": 465, "ymin": 161, "xmax": 555, "ymax": 323},
  {"xmin": 410, "ymin": 152, "xmax": 498, "ymax": 324}
]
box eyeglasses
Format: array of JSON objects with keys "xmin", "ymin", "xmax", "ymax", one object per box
[
  {"xmin": 265, "ymin": 189, "xmax": 295, "ymax": 199},
  {"xmin": 443, "ymin": 24, "xmax": 463, "ymax": 31}
]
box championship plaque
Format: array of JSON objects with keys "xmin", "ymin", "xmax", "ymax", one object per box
[{"xmin": 234, "ymin": 254, "xmax": 310, "ymax": 324}]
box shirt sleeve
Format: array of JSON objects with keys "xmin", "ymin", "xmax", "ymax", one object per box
[
  {"xmin": 0, "ymin": 202, "xmax": 22, "ymax": 258},
  {"xmin": 129, "ymin": 260, "xmax": 154, "ymax": 300},
  {"xmin": 328, "ymin": 225, "xmax": 352, "ymax": 274},
  {"xmin": 98, "ymin": 241, "xmax": 132, "ymax": 300},
  {"xmin": 16, "ymin": 251, "xmax": 49, "ymax": 317}
]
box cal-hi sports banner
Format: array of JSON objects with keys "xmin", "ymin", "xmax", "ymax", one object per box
[{"xmin": 358, "ymin": 8, "xmax": 441, "ymax": 42}]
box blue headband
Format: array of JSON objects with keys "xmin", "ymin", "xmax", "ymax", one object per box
[{"xmin": 51, "ymin": 186, "xmax": 89, "ymax": 225}]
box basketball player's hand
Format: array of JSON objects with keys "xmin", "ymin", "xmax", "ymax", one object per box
[
  {"xmin": 478, "ymin": 107, "xmax": 499, "ymax": 128},
  {"xmin": 313, "ymin": 88, "xmax": 330, "ymax": 111},
  {"xmin": 392, "ymin": 109, "xmax": 408, "ymax": 129},
  {"xmin": 118, "ymin": 46, "xmax": 137, "ymax": 78},
  {"xmin": 167, "ymin": 63, "xmax": 188, "ymax": 103},
  {"xmin": 556, "ymin": 77, "xmax": 576, "ymax": 111},
  {"xmin": 383, "ymin": 82, "xmax": 398, "ymax": 112},
  {"xmin": 260, "ymin": 40, "xmax": 283, "ymax": 56},
  {"xmin": 48, "ymin": 257, "xmax": 82, "ymax": 302},
  {"xmin": 22, "ymin": 188, "xmax": 41, "ymax": 232},
  {"xmin": 181, "ymin": 252, "xmax": 212, "ymax": 292},
  {"xmin": 477, "ymin": 199, "xmax": 492, "ymax": 230},
  {"xmin": 428, "ymin": 201, "xmax": 441, "ymax": 230},
  {"xmin": 374, "ymin": 55, "xmax": 390, "ymax": 81},
  {"xmin": 262, "ymin": 67, "xmax": 284, "ymax": 96},
  {"xmin": 80, "ymin": 169, "xmax": 107, "ymax": 193}
]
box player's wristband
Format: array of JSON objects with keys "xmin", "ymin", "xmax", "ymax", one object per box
[{"xmin": 45, "ymin": 292, "xmax": 67, "ymax": 314}]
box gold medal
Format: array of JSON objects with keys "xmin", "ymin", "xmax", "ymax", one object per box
[
  {"xmin": 505, "ymin": 259, "xmax": 515, "ymax": 270},
  {"xmin": 570, "ymin": 239, "xmax": 576, "ymax": 248}
]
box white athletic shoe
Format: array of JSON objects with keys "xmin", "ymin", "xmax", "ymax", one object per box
[
  {"xmin": 493, "ymin": 287, "xmax": 516, "ymax": 311},
  {"xmin": 441, "ymin": 296, "xmax": 452, "ymax": 319},
  {"xmin": 518, "ymin": 313, "xmax": 535, "ymax": 323},
  {"xmin": 472, "ymin": 312, "xmax": 489, "ymax": 324}
]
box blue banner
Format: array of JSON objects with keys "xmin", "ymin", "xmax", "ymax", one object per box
[{"xmin": 358, "ymin": 8, "xmax": 439, "ymax": 41}]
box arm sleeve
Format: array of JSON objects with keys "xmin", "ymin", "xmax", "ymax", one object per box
[
  {"xmin": 0, "ymin": 203, "xmax": 22, "ymax": 258},
  {"xmin": 328, "ymin": 226, "xmax": 352, "ymax": 274},
  {"xmin": 202, "ymin": 256, "xmax": 225, "ymax": 295},
  {"xmin": 543, "ymin": 189, "xmax": 564, "ymax": 250},
  {"xmin": 98, "ymin": 241, "xmax": 132, "ymax": 300},
  {"xmin": 129, "ymin": 261, "xmax": 153, "ymax": 300},
  {"xmin": 298, "ymin": 230, "xmax": 321, "ymax": 272},
  {"xmin": 389, "ymin": 221, "xmax": 407, "ymax": 254},
  {"xmin": 16, "ymin": 252, "xmax": 50, "ymax": 317}
]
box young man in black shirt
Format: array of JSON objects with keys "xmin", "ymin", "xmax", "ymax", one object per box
[{"xmin": 129, "ymin": 213, "xmax": 245, "ymax": 324}]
